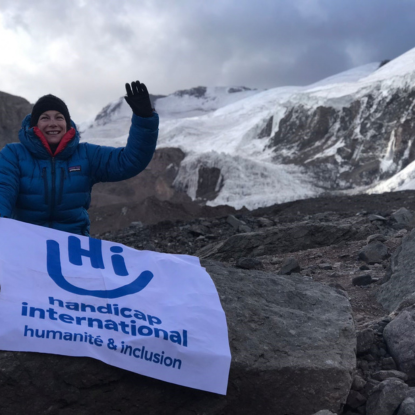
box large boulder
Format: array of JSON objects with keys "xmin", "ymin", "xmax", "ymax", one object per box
[
  {"xmin": 197, "ymin": 221, "xmax": 376, "ymax": 261},
  {"xmin": 365, "ymin": 378, "xmax": 408, "ymax": 415},
  {"xmin": 377, "ymin": 229, "xmax": 415, "ymax": 312},
  {"xmin": 0, "ymin": 260, "xmax": 356, "ymax": 415},
  {"xmin": 383, "ymin": 309, "xmax": 415, "ymax": 380}
]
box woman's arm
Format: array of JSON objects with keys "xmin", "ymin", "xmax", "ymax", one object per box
[
  {"xmin": 87, "ymin": 112, "xmax": 159, "ymax": 183},
  {"xmin": 0, "ymin": 145, "xmax": 20, "ymax": 217}
]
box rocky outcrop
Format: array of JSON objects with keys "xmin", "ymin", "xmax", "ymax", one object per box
[
  {"xmin": 91, "ymin": 147, "xmax": 187, "ymax": 209},
  {"xmin": 197, "ymin": 220, "xmax": 377, "ymax": 261},
  {"xmin": 383, "ymin": 309, "xmax": 415, "ymax": 380},
  {"xmin": 0, "ymin": 260, "xmax": 356, "ymax": 415},
  {"xmin": 89, "ymin": 147, "xmax": 238, "ymax": 234},
  {"xmin": 377, "ymin": 227, "xmax": 415, "ymax": 312},
  {"xmin": 0, "ymin": 91, "xmax": 32, "ymax": 148},
  {"xmin": 270, "ymin": 88, "xmax": 415, "ymax": 189}
]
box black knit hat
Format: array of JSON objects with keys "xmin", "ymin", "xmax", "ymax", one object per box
[{"xmin": 30, "ymin": 94, "xmax": 71, "ymax": 130}]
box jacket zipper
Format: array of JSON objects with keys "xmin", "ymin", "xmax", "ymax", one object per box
[
  {"xmin": 42, "ymin": 167, "xmax": 48, "ymax": 204},
  {"xmin": 49, "ymin": 157, "xmax": 55, "ymax": 228},
  {"xmin": 58, "ymin": 167, "xmax": 65, "ymax": 205}
]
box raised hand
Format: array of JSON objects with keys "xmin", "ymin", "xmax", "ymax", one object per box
[{"xmin": 124, "ymin": 81, "xmax": 153, "ymax": 118}]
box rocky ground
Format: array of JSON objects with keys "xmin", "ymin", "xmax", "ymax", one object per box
[
  {"xmin": 94, "ymin": 190, "xmax": 415, "ymax": 329},
  {"xmin": 91, "ymin": 190, "xmax": 415, "ymax": 415}
]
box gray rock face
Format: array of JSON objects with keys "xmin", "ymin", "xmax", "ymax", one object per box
[
  {"xmin": 371, "ymin": 370, "xmax": 409, "ymax": 382},
  {"xmin": 197, "ymin": 221, "xmax": 376, "ymax": 261},
  {"xmin": 397, "ymin": 397, "xmax": 415, "ymax": 415},
  {"xmin": 346, "ymin": 389, "xmax": 367, "ymax": 409},
  {"xmin": 391, "ymin": 208, "xmax": 415, "ymax": 226},
  {"xmin": 279, "ymin": 257, "xmax": 301, "ymax": 274},
  {"xmin": 383, "ymin": 309, "xmax": 415, "ymax": 380},
  {"xmin": 0, "ymin": 260, "xmax": 356, "ymax": 415},
  {"xmin": 269, "ymin": 88, "xmax": 415, "ymax": 190},
  {"xmin": 235, "ymin": 257, "xmax": 264, "ymax": 270},
  {"xmin": 353, "ymin": 274, "xmax": 373, "ymax": 286},
  {"xmin": 226, "ymin": 215, "xmax": 241, "ymax": 229},
  {"xmin": 0, "ymin": 91, "xmax": 32, "ymax": 148},
  {"xmin": 377, "ymin": 229, "xmax": 415, "ymax": 312},
  {"xmin": 366, "ymin": 378, "xmax": 408, "ymax": 415},
  {"xmin": 357, "ymin": 328, "xmax": 375, "ymax": 355},
  {"xmin": 358, "ymin": 241, "xmax": 389, "ymax": 264}
]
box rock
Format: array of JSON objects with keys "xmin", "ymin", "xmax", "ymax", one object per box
[
  {"xmin": 358, "ymin": 241, "xmax": 389, "ymax": 264},
  {"xmin": 279, "ymin": 257, "xmax": 301, "ymax": 275},
  {"xmin": 357, "ymin": 328, "xmax": 375, "ymax": 355},
  {"xmin": 363, "ymin": 378, "xmax": 380, "ymax": 397},
  {"xmin": 312, "ymin": 411, "xmax": 336, "ymax": 415},
  {"xmin": 319, "ymin": 263, "xmax": 333, "ymax": 270},
  {"xmin": 0, "ymin": 260, "xmax": 356, "ymax": 415},
  {"xmin": 197, "ymin": 222, "xmax": 376, "ymax": 261},
  {"xmin": 346, "ymin": 390, "xmax": 367, "ymax": 409},
  {"xmin": 130, "ymin": 221, "xmax": 143, "ymax": 228},
  {"xmin": 405, "ymin": 387, "xmax": 415, "ymax": 400},
  {"xmin": 195, "ymin": 166, "xmax": 224, "ymax": 201},
  {"xmin": 378, "ymin": 229, "xmax": 415, "ymax": 312},
  {"xmin": 395, "ymin": 229, "xmax": 408, "ymax": 238},
  {"xmin": 397, "ymin": 397, "xmax": 415, "ymax": 415},
  {"xmin": 257, "ymin": 217, "xmax": 274, "ymax": 227},
  {"xmin": 391, "ymin": 208, "xmax": 415, "ymax": 226},
  {"xmin": 328, "ymin": 283, "xmax": 347, "ymax": 296},
  {"xmin": 367, "ymin": 234, "xmax": 387, "ymax": 244},
  {"xmin": 368, "ymin": 214, "xmax": 387, "ymax": 222},
  {"xmin": 189, "ymin": 224, "xmax": 209, "ymax": 236},
  {"xmin": 365, "ymin": 378, "xmax": 408, "ymax": 415},
  {"xmin": 235, "ymin": 257, "xmax": 264, "ymax": 270},
  {"xmin": 394, "ymin": 292, "xmax": 415, "ymax": 314},
  {"xmin": 383, "ymin": 309, "xmax": 415, "ymax": 379},
  {"xmin": 238, "ymin": 224, "xmax": 253, "ymax": 233},
  {"xmin": 352, "ymin": 275, "xmax": 373, "ymax": 286},
  {"xmin": 352, "ymin": 375, "xmax": 367, "ymax": 391},
  {"xmin": 359, "ymin": 264, "xmax": 370, "ymax": 270},
  {"xmin": 381, "ymin": 357, "xmax": 398, "ymax": 371},
  {"xmin": 227, "ymin": 215, "xmax": 246, "ymax": 230},
  {"xmin": 371, "ymin": 370, "xmax": 409, "ymax": 382}
]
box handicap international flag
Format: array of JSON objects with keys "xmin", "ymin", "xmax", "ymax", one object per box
[{"xmin": 0, "ymin": 218, "xmax": 231, "ymax": 395}]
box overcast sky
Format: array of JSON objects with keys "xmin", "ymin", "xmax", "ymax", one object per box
[{"xmin": 0, "ymin": 0, "xmax": 414, "ymax": 122}]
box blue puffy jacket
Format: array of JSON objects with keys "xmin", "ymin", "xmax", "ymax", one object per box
[{"xmin": 0, "ymin": 113, "xmax": 159, "ymax": 235}]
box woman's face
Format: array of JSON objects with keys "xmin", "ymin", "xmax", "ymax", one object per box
[{"xmin": 37, "ymin": 110, "xmax": 67, "ymax": 145}]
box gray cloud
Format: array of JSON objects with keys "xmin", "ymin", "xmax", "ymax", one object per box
[{"xmin": 0, "ymin": 0, "xmax": 414, "ymax": 122}]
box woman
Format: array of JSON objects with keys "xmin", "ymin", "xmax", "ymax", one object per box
[{"xmin": 0, "ymin": 81, "xmax": 158, "ymax": 236}]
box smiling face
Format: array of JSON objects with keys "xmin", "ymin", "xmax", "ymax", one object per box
[{"xmin": 36, "ymin": 110, "xmax": 67, "ymax": 145}]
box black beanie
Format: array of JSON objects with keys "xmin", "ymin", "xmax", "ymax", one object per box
[{"xmin": 30, "ymin": 94, "xmax": 71, "ymax": 130}]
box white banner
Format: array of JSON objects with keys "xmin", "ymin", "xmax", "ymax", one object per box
[{"xmin": 0, "ymin": 218, "xmax": 231, "ymax": 395}]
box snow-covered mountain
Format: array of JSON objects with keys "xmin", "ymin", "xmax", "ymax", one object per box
[
  {"xmin": 81, "ymin": 47, "xmax": 415, "ymax": 210},
  {"xmin": 81, "ymin": 86, "xmax": 260, "ymax": 139}
]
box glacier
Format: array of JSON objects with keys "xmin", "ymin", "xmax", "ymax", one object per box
[{"xmin": 81, "ymin": 47, "xmax": 415, "ymax": 210}]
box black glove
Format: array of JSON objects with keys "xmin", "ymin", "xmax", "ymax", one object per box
[{"xmin": 124, "ymin": 81, "xmax": 153, "ymax": 118}]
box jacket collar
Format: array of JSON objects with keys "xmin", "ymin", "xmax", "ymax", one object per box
[
  {"xmin": 19, "ymin": 114, "xmax": 80, "ymax": 160},
  {"xmin": 33, "ymin": 127, "xmax": 76, "ymax": 157}
]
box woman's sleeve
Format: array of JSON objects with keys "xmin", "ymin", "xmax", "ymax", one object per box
[
  {"xmin": 0, "ymin": 145, "xmax": 20, "ymax": 217},
  {"xmin": 87, "ymin": 113, "xmax": 159, "ymax": 184}
]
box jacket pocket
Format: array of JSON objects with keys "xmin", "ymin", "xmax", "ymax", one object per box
[{"xmin": 42, "ymin": 167, "xmax": 48, "ymax": 204}]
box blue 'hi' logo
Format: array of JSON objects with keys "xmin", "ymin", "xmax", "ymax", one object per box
[{"xmin": 46, "ymin": 236, "xmax": 153, "ymax": 298}]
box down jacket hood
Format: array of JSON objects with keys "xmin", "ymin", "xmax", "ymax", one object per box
[{"xmin": 19, "ymin": 114, "xmax": 80, "ymax": 160}]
